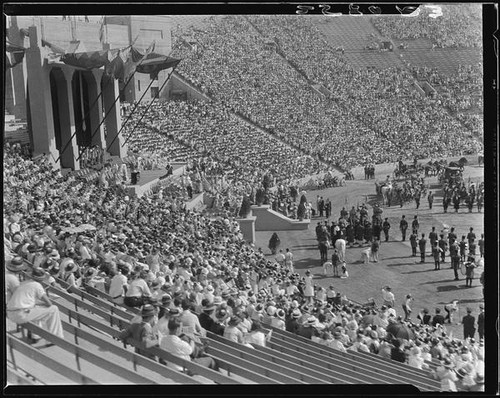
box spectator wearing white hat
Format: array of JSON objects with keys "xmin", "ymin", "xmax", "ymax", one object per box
[{"xmin": 270, "ymin": 309, "xmax": 286, "ymax": 330}]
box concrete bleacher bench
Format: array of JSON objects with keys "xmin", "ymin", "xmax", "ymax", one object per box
[
  {"xmin": 11, "ymin": 262, "xmax": 444, "ymax": 388},
  {"xmin": 261, "ymin": 324, "xmax": 441, "ymax": 391}
]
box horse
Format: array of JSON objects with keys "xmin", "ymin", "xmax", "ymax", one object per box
[
  {"xmin": 318, "ymin": 240, "xmax": 329, "ymax": 262},
  {"xmin": 334, "ymin": 239, "xmax": 346, "ymax": 262}
]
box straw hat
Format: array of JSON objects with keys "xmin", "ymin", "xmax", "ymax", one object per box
[
  {"xmin": 6, "ymin": 257, "xmax": 27, "ymax": 273},
  {"xmin": 141, "ymin": 304, "xmax": 155, "ymax": 318},
  {"xmin": 292, "ymin": 309, "xmax": 302, "ymax": 319},
  {"xmin": 29, "ymin": 268, "xmax": 50, "ymax": 282}
]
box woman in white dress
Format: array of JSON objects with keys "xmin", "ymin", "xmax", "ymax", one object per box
[{"xmin": 303, "ymin": 270, "xmax": 314, "ymax": 305}]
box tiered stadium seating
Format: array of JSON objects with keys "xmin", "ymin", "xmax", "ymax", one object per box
[{"xmin": 7, "ymin": 272, "xmax": 444, "ymax": 388}]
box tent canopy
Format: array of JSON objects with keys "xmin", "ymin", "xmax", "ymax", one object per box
[{"xmin": 60, "ymin": 46, "xmax": 180, "ymax": 81}]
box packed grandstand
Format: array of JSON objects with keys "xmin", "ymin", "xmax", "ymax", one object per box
[{"xmin": 5, "ymin": 6, "xmax": 487, "ymax": 391}]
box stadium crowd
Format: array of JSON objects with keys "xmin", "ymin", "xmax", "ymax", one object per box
[
  {"xmin": 245, "ymin": 15, "xmax": 482, "ymax": 160},
  {"xmin": 371, "ymin": 4, "xmax": 482, "ymax": 48},
  {"xmin": 4, "ymin": 142, "xmax": 484, "ymax": 390},
  {"xmin": 169, "ymin": 16, "xmax": 482, "ymax": 170}
]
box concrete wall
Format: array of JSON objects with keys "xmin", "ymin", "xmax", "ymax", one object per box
[
  {"xmin": 166, "ymin": 72, "xmax": 212, "ymax": 102},
  {"xmin": 237, "ymin": 216, "xmax": 257, "ymax": 244},
  {"xmin": 251, "ymin": 205, "xmax": 310, "ymax": 231}
]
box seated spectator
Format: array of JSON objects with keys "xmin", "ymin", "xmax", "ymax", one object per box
[{"xmin": 159, "ymin": 317, "xmax": 218, "ymax": 371}]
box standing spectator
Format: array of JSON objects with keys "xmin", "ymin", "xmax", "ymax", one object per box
[
  {"xmin": 429, "ymin": 227, "xmax": 438, "ymax": 248},
  {"xmin": 411, "ymin": 216, "xmax": 419, "ymax": 236},
  {"xmin": 462, "ymin": 308, "xmax": 476, "ymax": 339},
  {"xmin": 443, "ymin": 195, "xmax": 451, "ymax": 213},
  {"xmin": 418, "ymin": 233, "xmax": 427, "ymax": 264},
  {"xmin": 370, "ymin": 239, "xmax": 380, "ymax": 263},
  {"xmin": 448, "ymin": 227, "xmax": 457, "ymax": 246},
  {"xmin": 477, "ymin": 304, "xmax": 484, "ymax": 341},
  {"xmin": 427, "ymin": 191, "xmax": 434, "ymax": 209},
  {"xmin": 284, "ymin": 248, "xmax": 294, "ymax": 273},
  {"xmin": 124, "ymin": 271, "xmax": 152, "ymax": 308},
  {"xmin": 382, "ymin": 218, "xmax": 390, "ymax": 242},
  {"xmin": 451, "ymin": 250, "xmax": 461, "ymax": 281},
  {"xmin": 478, "ymin": 234, "xmax": 484, "ymax": 258},
  {"xmin": 399, "ymin": 215, "xmax": 408, "ymax": 241},
  {"xmin": 275, "ymin": 250, "xmax": 285, "ymax": 267},
  {"xmin": 459, "ymin": 236, "xmax": 468, "ymax": 262},
  {"xmin": 6, "ymin": 268, "xmax": 65, "ymax": 340},
  {"xmin": 464, "ymin": 257, "xmax": 476, "ymax": 287},
  {"xmin": 468, "ymin": 239, "xmax": 477, "ymax": 258},
  {"xmin": 303, "ymin": 270, "xmax": 314, "ymax": 304},
  {"xmin": 325, "ymin": 198, "xmax": 332, "ymax": 218},
  {"xmin": 381, "ymin": 286, "xmax": 395, "ymax": 307},
  {"xmin": 432, "ymin": 242, "xmax": 443, "ymax": 270},
  {"xmin": 467, "ymin": 227, "xmax": 476, "ymax": 248},
  {"xmin": 409, "ymin": 232, "xmax": 418, "ymax": 257},
  {"xmin": 453, "ymin": 194, "xmax": 461, "ymax": 213},
  {"xmin": 444, "ymin": 300, "xmax": 459, "ymax": 324},
  {"xmin": 268, "ymin": 232, "xmax": 280, "ymax": 255},
  {"xmin": 438, "ymin": 235, "xmax": 448, "ymax": 263},
  {"xmin": 402, "ymin": 294, "xmax": 413, "ymax": 321},
  {"xmin": 109, "ymin": 268, "xmax": 129, "ymax": 305}
]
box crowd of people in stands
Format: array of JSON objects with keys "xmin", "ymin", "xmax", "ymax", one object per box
[
  {"xmin": 169, "ymin": 15, "xmax": 482, "ymax": 169},
  {"xmin": 411, "ymin": 64, "xmax": 483, "ymax": 116},
  {"xmin": 244, "ymin": 15, "xmax": 482, "ymax": 160},
  {"xmin": 371, "ymin": 4, "xmax": 482, "ymax": 48},
  {"xmin": 121, "ymin": 99, "xmax": 333, "ymax": 215},
  {"xmin": 4, "ymin": 142, "xmax": 484, "ymax": 390}
]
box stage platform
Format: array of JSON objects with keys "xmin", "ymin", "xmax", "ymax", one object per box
[{"xmin": 125, "ymin": 162, "xmax": 186, "ymax": 198}]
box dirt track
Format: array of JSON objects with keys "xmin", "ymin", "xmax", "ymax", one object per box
[{"xmin": 255, "ymin": 156, "xmax": 484, "ymax": 339}]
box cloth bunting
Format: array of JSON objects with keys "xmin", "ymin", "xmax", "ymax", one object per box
[{"xmin": 5, "ymin": 43, "xmax": 25, "ymax": 69}]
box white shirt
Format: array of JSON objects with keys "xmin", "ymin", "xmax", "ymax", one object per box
[
  {"xmin": 160, "ymin": 334, "xmax": 192, "ymax": 361},
  {"xmin": 245, "ymin": 331, "xmax": 266, "ymax": 347},
  {"xmin": 109, "ymin": 273, "xmax": 129, "ymax": 298},
  {"xmin": 126, "ymin": 278, "xmax": 151, "ymax": 298},
  {"xmin": 382, "ymin": 288, "xmax": 395, "ymax": 304},
  {"xmin": 5, "ymin": 273, "xmax": 20, "ymax": 302},
  {"xmin": 7, "ymin": 280, "xmax": 46, "ymax": 310}
]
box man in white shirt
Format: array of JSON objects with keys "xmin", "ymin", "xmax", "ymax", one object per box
[
  {"xmin": 275, "ymin": 250, "xmax": 285, "ymax": 266},
  {"xmin": 329, "ymin": 332, "xmax": 347, "ymax": 352},
  {"xmin": 7, "ymin": 268, "xmax": 64, "ymax": 339},
  {"xmin": 109, "ymin": 268, "xmax": 129, "ymax": 305},
  {"xmin": 160, "ymin": 318, "xmax": 217, "ymax": 370},
  {"xmin": 381, "ymin": 286, "xmax": 395, "ymax": 307},
  {"xmin": 5, "ymin": 257, "xmax": 25, "ymax": 303}
]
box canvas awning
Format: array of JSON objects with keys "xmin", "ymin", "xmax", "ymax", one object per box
[{"xmin": 60, "ymin": 46, "xmax": 180, "ymax": 81}]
